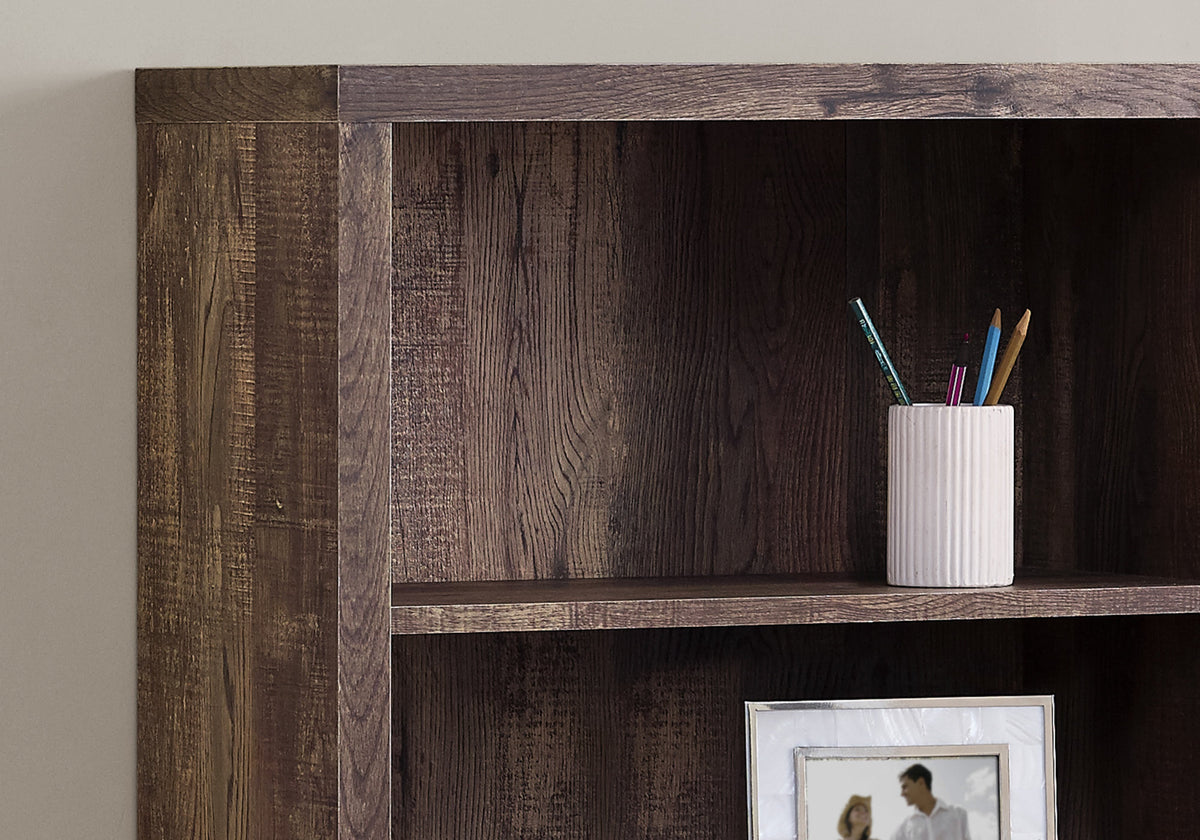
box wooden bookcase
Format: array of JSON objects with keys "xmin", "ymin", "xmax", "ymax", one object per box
[{"xmin": 137, "ymin": 65, "xmax": 1200, "ymax": 839}]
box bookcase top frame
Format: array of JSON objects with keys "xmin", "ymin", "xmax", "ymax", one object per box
[{"xmin": 135, "ymin": 63, "xmax": 1200, "ymax": 124}]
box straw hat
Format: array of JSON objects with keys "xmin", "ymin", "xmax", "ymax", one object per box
[{"xmin": 837, "ymin": 795, "xmax": 872, "ymax": 837}]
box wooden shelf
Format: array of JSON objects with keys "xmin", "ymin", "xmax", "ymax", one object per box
[{"xmin": 391, "ymin": 572, "xmax": 1200, "ymax": 634}]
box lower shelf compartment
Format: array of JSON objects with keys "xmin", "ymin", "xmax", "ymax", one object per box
[
  {"xmin": 392, "ymin": 614, "xmax": 1200, "ymax": 839},
  {"xmin": 390, "ymin": 572, "xmax": 1200, "ymax": 634}
]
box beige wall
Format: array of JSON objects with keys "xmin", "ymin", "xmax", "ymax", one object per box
[{"xmin": 2, "ymin": 2, "xmax": 1198, "ymax": 837}]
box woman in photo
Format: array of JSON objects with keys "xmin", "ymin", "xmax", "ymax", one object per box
[{"xmin": 837, "ymin": 794, "xmax": 873, "ymax": 840}]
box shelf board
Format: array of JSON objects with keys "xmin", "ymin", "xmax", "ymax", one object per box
[{"xmin": 390, "ymin": 572, "xmax": 1200, "ymax": 635}]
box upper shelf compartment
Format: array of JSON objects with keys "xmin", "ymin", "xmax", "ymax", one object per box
[
  {"xmin": 387, "ymin": 116, "xmax": 1200, "ymax": 588},
  {"xmin": 135, "ymin": 64, "xmax": 1200, "ymax": 124}
]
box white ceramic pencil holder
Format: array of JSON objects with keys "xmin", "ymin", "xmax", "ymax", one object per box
[{"xmin": 887, "ymin": 404, "xmax": 1014, "ymax": 587}]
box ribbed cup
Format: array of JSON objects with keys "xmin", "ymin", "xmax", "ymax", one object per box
[{"xmin": 887, "ymin": 404, "xmax": 1014, "ymax": 587}]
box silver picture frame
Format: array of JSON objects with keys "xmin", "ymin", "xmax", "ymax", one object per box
[{"xmin": 745, "ymin": 695, "xmax": 1056, "ymax": 840}]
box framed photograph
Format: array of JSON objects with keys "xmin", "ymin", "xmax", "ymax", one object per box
[
  {"xmin": 795, "ymin": 745, "xmax": 1009, "ymax": 840},
  {"xmin": 745, "ymin": 696, "xmax": 1055, "ymax": 840}
]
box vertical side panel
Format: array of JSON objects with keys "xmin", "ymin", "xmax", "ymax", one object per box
[
  {"xmin": 138, "ymin": 120, "xmax": 341, "ymax": 840},
  {"xmin": 391, "ymin": 123, "xmax": 471, "ymax": 582},
  {"xmin": 338, "ymin": 122, "xmax": 394, "ymax": 840},
  {"xmin": 138, "ymin": 122, "xmax": 263, "ymax": 840},
  {"xmin": 254, "ymin": 123, "xmax": 341, "ymax": 839}
]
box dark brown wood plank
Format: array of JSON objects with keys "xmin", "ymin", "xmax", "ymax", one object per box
[
  {"xmin": 1022, "ymin": 121, "xmax": 1200, "ymax": 577},
  {"xmin": 844, "ymin": 124, "xmax": 889, "ymax": 576},
  {"xmin": 251, "ymin": 122, "xmax": 342, "ymax": 838},
  {"xmin": 390, "ymin": 573, "xmax": 1200, "ymax": 634},
  {"xmin": 138, "ymin": 120, "xmax": 342, "ymax": 840},
  {"xmin": 390, "ymin": 123, "xmax": 472, "ymax": 581},
  {"xmin": 857, "ymin": 121, "xmax": 1029, "ymax": 564},
  {"xmin": 138, "ymin": 120, "xmax": 262, "ymax": 840},
  {"xmin": 392, "ymin": 621, "xmax": 1024, "ymax": 840},
  {"xmin": 136, "ymin": 66, "xmax": 338, "ymax": 123},
  {"xmin": 337, "ymin": 123, "xmax": 393, "ymax": 840},
  {"xmin": 1139, "ymin": 123, "xmax": 1200, "ymax": 578},
  {"xmin": 391, "ymin": 121, "xmax": 847, "ymax": 583},
  {"xmin": 1023, "ymin": 615, "xmax": 1200, "ymax": 840},
  {"xmin": 1121, "ymin": 616, "xmax": 1200, "ymax": 836},
  {"xmin": 340, "ymin": 64, "xmax": 1200, "ymax": 122},
  {"xmin": 613, "ymin": 122, "xmax": 849, "ymax": 578},
  {"xmin": 395, "ymin": 616, "xmax": 1199, "ymax": 839}
]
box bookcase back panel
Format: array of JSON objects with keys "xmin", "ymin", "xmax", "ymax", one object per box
[
  {"xmin": 1021, "ymin": 121, "xmax": 1200, "ymax": 577},
  {"xmin": 392, "ymin": 122, "xmax": 851, "ymax": 582}
]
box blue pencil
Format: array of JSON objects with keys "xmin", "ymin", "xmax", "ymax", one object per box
[
  {"xmin": 848, "ymin": 297, "xmax": 912, "ymax": 405},
  {"xmin": 972, "ymin": 309, "xmax": 1002, "ymax": 406}
]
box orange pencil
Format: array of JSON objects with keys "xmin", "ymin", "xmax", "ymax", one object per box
[{"xmin": 983, "ymin": 309, "xmax": 1030, "ymax": 405}]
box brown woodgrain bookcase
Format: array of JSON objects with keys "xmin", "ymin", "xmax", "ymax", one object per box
[{"xmin": 137, "ymin": 65, "xmax": 1200, "ymax": 839}]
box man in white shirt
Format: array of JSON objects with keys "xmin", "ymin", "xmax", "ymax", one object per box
[{"xmin": 888, "ymin": 763, "xmax": 971, "ymax": 840}]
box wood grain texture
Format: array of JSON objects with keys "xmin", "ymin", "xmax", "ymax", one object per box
[
  {"xmin": 252, "ymin": 122, "xmax": 341, "ymax": 839},
  {"xmin": 338, "ymin": 123, "xmax": 394, "ymax": 840},
  {"xmin": 138, "ymin": 121, "xmax": 341, "ymax": 840},
  {"xmin": 1023, "ymin": 615, "xmax": 1200, "ymax": 840},
  {"xmin": 339, "ymin": 64, "xmax": 1200, "ymax": 122},
  {"xmin": 138, "ymin": 67, "xmax": 1200, "ymax": 840},
  {"xmin": 136, "ymin": 64, "xmax": 1200, "ymax": 125},
  {"xmin": 391, "ymin": 121, "xmax": 847, "ymax": 583},
  {"xmin": 392, "ymin": 117, "xmax": 1200, "ymax": 587},
  {"xmin": 136, "ymin": 66, "xmax": 338, "ymax": 123},
  {"xmin": 389, "ymin": 573, "xmax": 1200, "ymax": 634},
  {"xmin": 391, "ymin": 621, "xmax": 1024, "ymax": 840},
  {"xmin": 1021, "ymin": 122, "xmax": 1200, "ymax": 577},
  {"xmin": 852, "ymin": 121, "xmax": 1029, "ymax": 563},
  {"xmin": 395, "ymin": 617, "xmax": 1200, "ymax": 839},
  {"xmin": 138, "ymin": 120, "xmax": 261, "ymax": 840},
  {"xmin": 1120, "ymin": 616, "xmax": 1200, "ymax": 837}
]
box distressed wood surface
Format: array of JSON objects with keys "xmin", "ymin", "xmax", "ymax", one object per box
[
  {"xmin": 136, "ymin": 64, "xmax": 1200, "ymax": 125},
  {"xmin": 136, "ymin": 66, "xmax": 338, "ymax": 123},
  {"xmin": 851, "ymin": 120, "xmax": 1030, "ymax": 560},
  {"xmin": 138, "ymin": 121, "xmax": 342, "ymax": 839},
  {"xmin": 391, "ymin": 620, "xmax": 1024, "ymax": 840},
  {"xmin": 340, "ymin": 64, "xmax": 1200, "ymax": 122},
  {"xmin": 391, "ymin": 117, "xmax": 1200, "ymax": 589},
  {"xmin": 389, "ymin": 573, "xmax": 1200, "ymax": 634},
  {"xmin": 138, "ymin": 67, "xmax": 1200, "ymax": 840},
  {"xmin": 1023, "ymin": 615, "xmax": 1200, "ymax": 840},
  {"xmin": 393, "ymin": 616, "xmax": 1199, "ymax": 839},
  {"xmin": 391, "ymin": 121, "xmax": 847, "ymax": 583},
  {"xmin": 337, "ymin": 123, "xmax": 394, "ymax": 840},
  {"xmin": 1021, "ymin": 121, "xmax": 1200, "ymax": 577}
]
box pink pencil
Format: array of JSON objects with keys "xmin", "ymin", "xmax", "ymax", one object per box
[{"xmin": 945, "ymin": 333, "xmax": 971, "ymax": 406}]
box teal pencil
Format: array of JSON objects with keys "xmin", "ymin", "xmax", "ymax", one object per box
[{"xmin": 848, "ymin": 297, "xmax": 912, "ymax": 405}]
